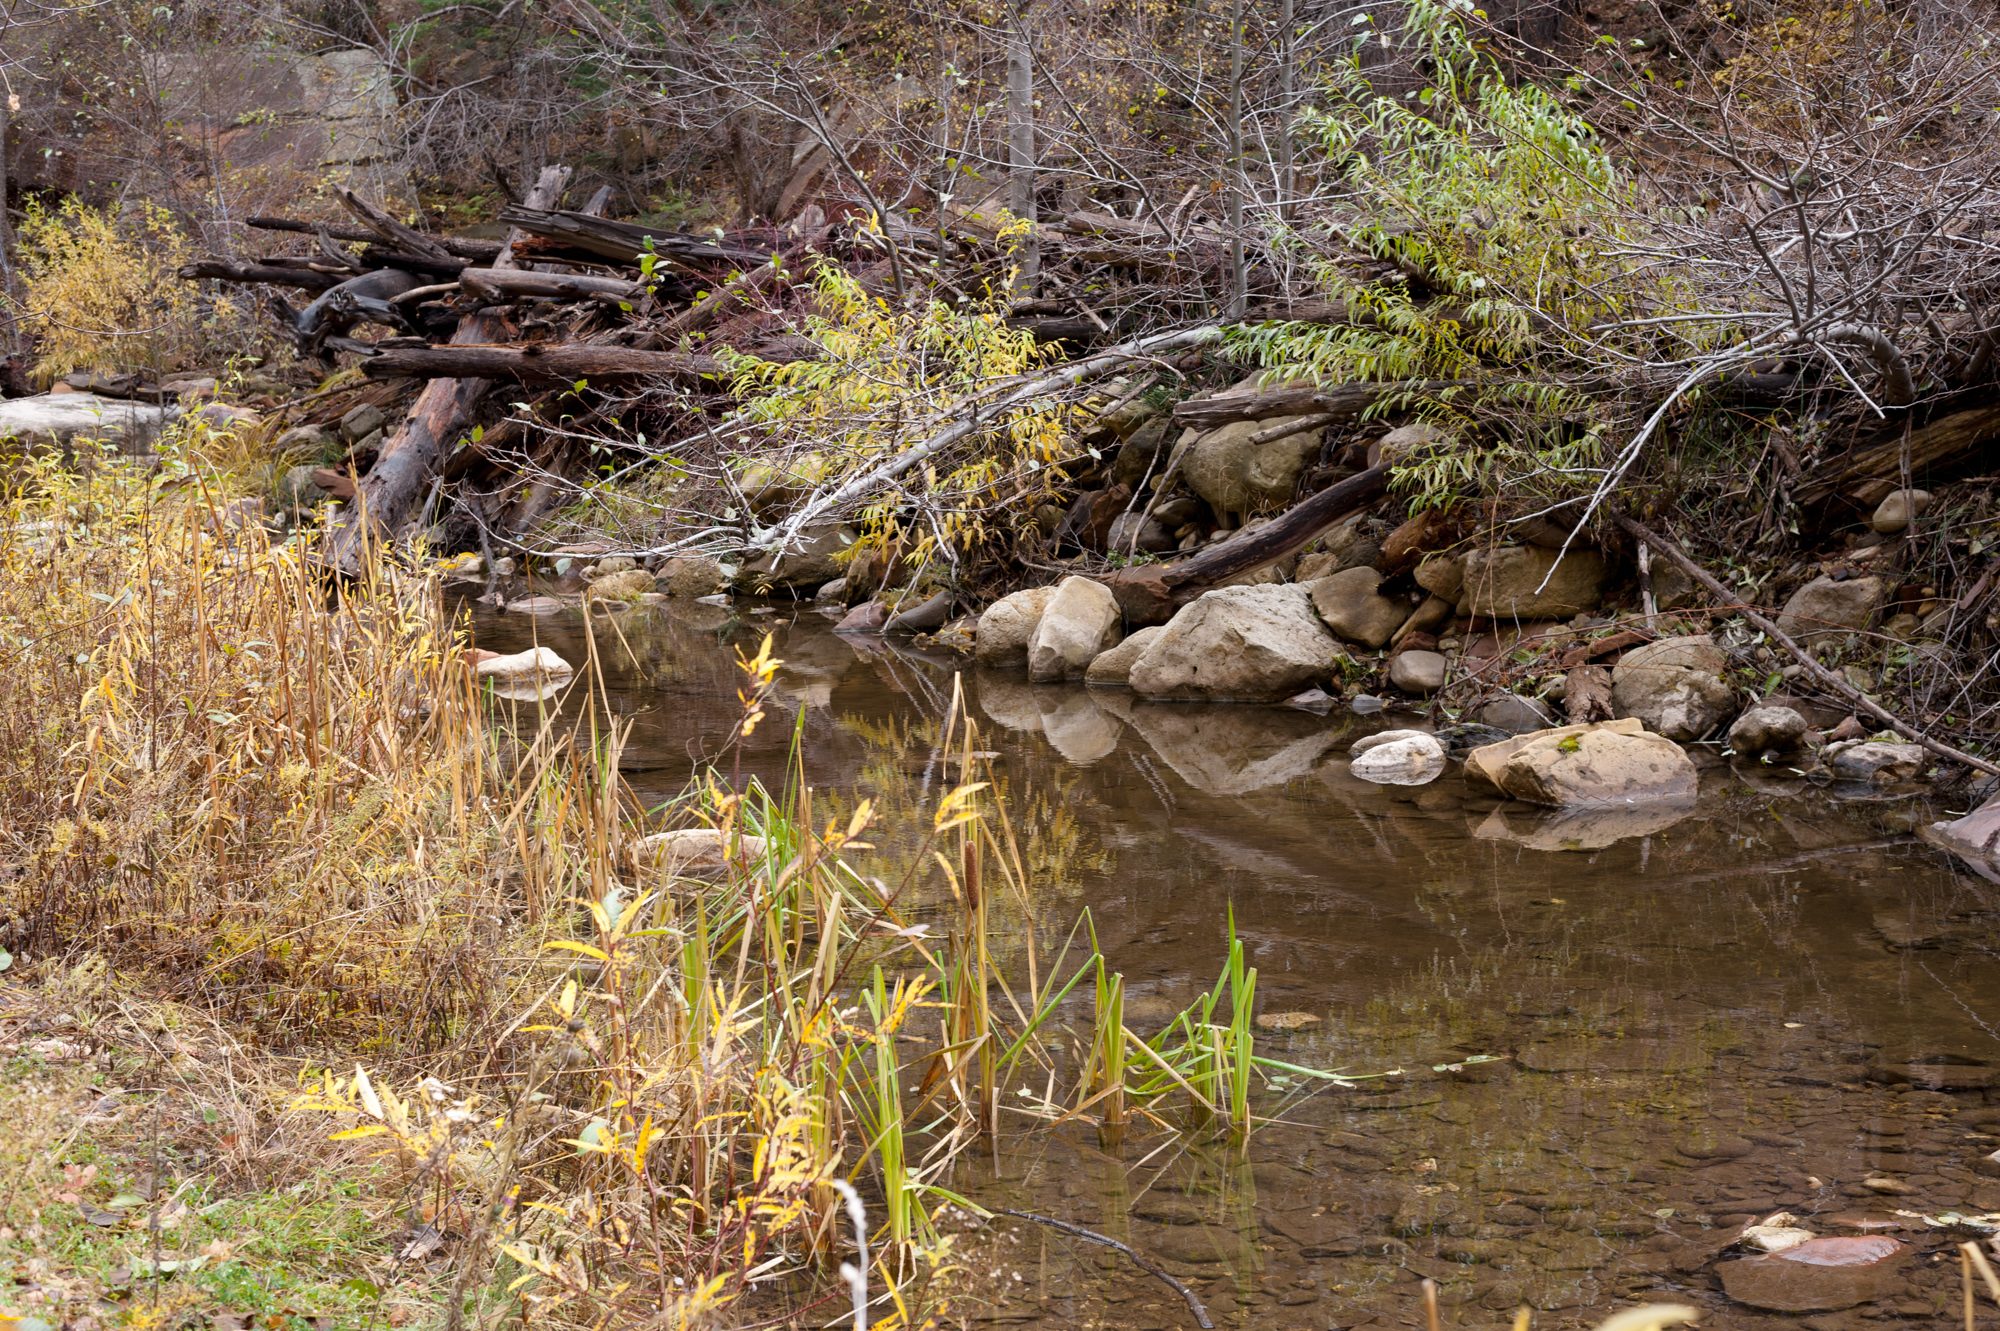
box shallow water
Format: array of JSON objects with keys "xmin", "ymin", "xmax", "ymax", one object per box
[{"xmin": 469, "ymin": 598, "xmax": 2000, "ymax": 1330}]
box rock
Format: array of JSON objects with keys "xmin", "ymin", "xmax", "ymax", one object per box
[
  {"xmin": 1350, "ymin": 732, "xmax": 1447, "ymax": 786},
  {"xmin": 1610, "ymin": 634, "xmax": 1737, "ymax": 741},
  {"xmin": 660, "ymin": 555, "xmax": 728, "ymax": 598},
  {"xmin": 1414, "ymin": 552, "xmax": 1466, "ymax": 602},
  {"xmin": 1106, "ymin": 510, "xmax": 1177, "ymax": 554},
  {"xmin": 1397, "ymin": 595, "xmax": 1457, "ymax": 642},
  {"xmin": 1777, "ymin": 574, "xmax": 1887, "ymax": 639},
  {"xmin": 1477, "ymin": 693, "xmax": 1557, "ymax": 734},
  {"xmin": 1823, "ymin": 739, "xmax": 1926, "ymax": 783},
  {"xmin": 0, "ymin": 392, "xmax": 177, "ymax": 456},
  {"xmin": 583, "ymin": 568, "xmax": 655, "ymax": 603},
  {"xmin": 1370, "ymin": 421, "xmax": 1445, "ymax": 468},
  {"xmin": 1085, "ymin": 625, "xmax": 1167, "ymax": 687},
  {"xmin": 883, "ymin": 589, "xmax": 953, "ymax": 634},
  {"xmin": 1869, "ymin": 489, "xmax": 1932, "ymax": 535},
  {"xmin": 275, "ymin": 422, "xmax": 338, "ymax": 457},
  {"xmin": 587, "ymin": 555, "xmax": 639, "ymax": 579},
  {"xmin": 835, "ymin": 601, "xmax": 890, "ymax": 636},
  {"xmin": 338, "ymin": 401, "xmax": 385, "ymax": 443},
  {"xmin": 739, "ymin": 524, "xmax": 855, "ymax": 592},
  {"xmin": 633, "ymin": 829, "xmax": 769, "ymax": 878},
  {"xmin": 1859, "ymin": 1176, "xmax": 1914, "ymax": 1196},
  {"xmin": 1436, "ymin": 722, "xmax": 1513, "ymax": 755},
  {"xmin": 1295, "ymin": 513, "xmax": 1382, "ymax": 580},
  {"xmin": 1350, "ymin": 728, "xmax": 1430, "ymax": 757},
  {"xmin": 1180, "ymin": 416, "xmax": 1324, "ymax": 518},
  {"xmin": 277, "ymin": 463, "xmax": 333, "ymax": 513},
  {"xmin": 505, "ymin": 596, "xmax": 571, "ymax": 616},
  {"xmin": 1977, "ymin": 1148, "xmax": 2000, "ymax": 1178},
  {"xmin": 1729, "ymin": 705, "xmax": 1809, "ymax": 758},
  {"xmin": 1129, "ymin": 584, "xmax": 1347, "ymax": 702},
  {"xmin": 1465, "ymin": 718, "xmax": 1699, "ymax": 808},
  {"xmin": 1389, "ymin": 649, "xmax": 1448, "ymax": 694},
  {"xmin": 1458, "ymin": 546, "xmax": 1607, "ymax": 620},
  {"xmin": 975, "ymin": 586, "xmax": 1059, "ymax": 667},
  {"xmin": 1716, "ymin": 1236, "xmax": 1909, "ymax": 1313},
  {"xmin": 815, "ymin": 577, "xmax": 851, "ymax": 605},
  {"xmin": 472, "ymin": 646, "xmax": 574, "ymax": 681},
  {"xmin": 1029, "ymin": 578, "xmax": 1122, "ymax": 681},
  {"xmin": 1110, "ymin": 415, "xmax": 1173, "ymax": 486},
  {"xmin": 1307, "ymin": 567, "xmax": 1408, "ymax": 648},
  {"xmin": 931, "ymin": 616, "xmax": 978, "ymax": 654},
  {"xmin": 1923, "ymin": 791, "xmax": 2000, "ymax": 874},
  {"xmin": 1743, "ymin": 1215, "xmax": 1818, "ymax": 1254},
  {"xmin": 1255, "ymin": 1011, "xmax": 1322, "ymax": 1032}
]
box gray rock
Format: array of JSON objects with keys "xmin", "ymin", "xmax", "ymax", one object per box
[
  {"xmin": 1106, "ymin": 510, "xmax": 1176, "ymax": 554},
  {"xmin": 1611, "ymin": 634, "xmax": 1737, "ymax": 741},
  {"xmin": 884, "ymin": 589, "xmax": 953, "ymax": 634},
  {"xmin": 1824, "ymin": 739, "xmax": 1926, "ymax": 783},
  {"xmin": 1180, "ymin": 416, "xmax": 1323, "ymax": 518},
  {"xmin": 1777, "ymin": 574, "xmax": 1887, "ymax": 639},
  {"xmin": 814, "ymin": 577, "xmax": 851, "ymax": 605},
  {"xmin": 1466, "ymin": 718, "xmax": 1699, "ymax": 809},
  {"xmin": 1371, "ymin": 421, "xmax": 1445, "ymax": 468},
  {"xmin": 1414, "ymin": 552, "xmax": 1465, "ymax": 602},
  {"xmin": 1110, "ymin": 415, "xmax": 1173, "ymax": 486},
  {"xmin": 835, "ymin": 601, "xmax": 889, "ymax": 635},
  {"xmin": 1027, "ymin": 576, "xmax": 1122, "ymax": 681},
  {"xmin": 1350, "ymin": 728, "xmax": 1431, "ymax": 757},
  {"xmin": 587, "ymin": 555, "xmax": 639, "ymax": 579},
  {"xmin": 1729, "ymin": 705, "xmax": 1809, "ymax": 758},
  {"xmin": 1350, "ymin": 732, "xmax": 1447, "ymax": 786},
  {"xmin": 1458, "ymin": 545, "xmax": 1607, "ymax": 620},
  {"xmin": 1294, "ymin": 513, "xmax": 1382, "ymax": 581},
  {"xmin": 277, "ymin": 463, "xmax": 332, "ymax": 512},
  {"xmin": 275, "ymin": 422, "xmax": 338, "ymax": 457},
  {"xmin": 1085, "ymin": 625, "xmax": 1166, "ymax": 687},
  {"xmin": 1129, "ymin": 583, "xmax": 1347, "ymax": 702},
  {"xmin": 1389, "ymin": 649, "xmax": 1449, "ymax": 694},
  {"xmin": 1306, "ymin": 567, "xmax": 1408, "ymax": 648},
  {"xmin": 0, "ymin": 392, "xmax": 177, "ymax": 455},
  {"xmin": 739, "ymin": 525, "xmax": 855, "ymax": 592},
  {"xmin": 975, "ymin": 585, "xmax": 1060, "ymax": 667},
  {"xmin": 1869, "ymin": 489, "xmax": 1932, "ymax": 535},
  {"xmin": 1477, "ymin": 693, "xmax": 1557, "ymax": 734},
  {"xmin": 660, "ymin": 555, "xmax": 728, "ymax": 598},
  {"xmin": 338, "ymin": 401, "xmax": 385, "ymax": 443}
]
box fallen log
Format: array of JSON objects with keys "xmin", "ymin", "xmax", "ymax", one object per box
[
  {"xmin": 455, "ymin": 267, "xmax": 645, "ymax": 304},
  {"xmin": 499, "ymin": 206, "xmax": 772, "ymax": 269},
  {"xmin": 1794, "ymin": 402, "xmax": 2000, "ymax": 511},
  {"xmin": 180, "ymin": 259, "xmax": 345, "ymax": 292},
  {"xmin": 1172, "ymin": 380, "xmax": 1469, "ymax": 430},
  {"xmin": 360, "ymin": 343, "xmax": 724, "ymax": 384},
  {"xmin": 247, "ymin": 215, "xmax": 503, "ymax": 262}
]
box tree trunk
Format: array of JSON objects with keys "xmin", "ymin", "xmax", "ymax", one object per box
[{"xmin": 1006, "ymin": 3, "xmax": 1039, "ymax": 298}]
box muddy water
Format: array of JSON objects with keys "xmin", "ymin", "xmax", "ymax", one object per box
[{"xmin": 469, "ymin": 599, "xmax": 2000, "ymax": 1330}]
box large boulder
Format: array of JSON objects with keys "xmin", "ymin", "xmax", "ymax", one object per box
[
  {"xmin": 1129, "ymin": 584, "xmax": 1347, "ymax": 702},
  {"xmin": 738, "ymin": 524, "xmax": 855, "ymax": 592},
  {"xmin": 1610, "ymin": 634, "xmax": 1737, "ymax": 741},
  {"xmin": 1465, "ymin": 718, "xmax": 1699, "ymax": 808},
  {"xmin": 1085, "ymin": 625, "xmax": 1166, "ymax": 687},
  {"xmin": 1027, "ymin": 576, "xmax": 1122, "ymax": 682},
  {"xmin": 1777, "ymin": 574, "xmax": 1887, "ymax": 639},
  {"xmin": 0, "ymin": 392, "xmax": 177, "ymax": 456},
  {"xmin": 1179, "ymin": 416, "xmax": 1323, "ymax": 518},
  {"xmin": 1306, "ymin": 568, "xmax": 1408, "ymax": 649},
  {"xmin": 974, "ymin": 586, "xmax": 1059, "ymax": 667},
  {"xmin": 660, "ymin": 555, "xmax": 729, "ymax": 598},
  {"xmin": 1458, "ymin": 545, "xmax": 1607, "ymax": 620}
]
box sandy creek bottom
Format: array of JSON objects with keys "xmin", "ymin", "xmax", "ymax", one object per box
[{"xmin": 469, "ymin": 597, "xmax": 2000, "ymax": 1331}]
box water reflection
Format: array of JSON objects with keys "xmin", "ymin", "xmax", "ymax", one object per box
[{"xmin": 466, "ymin": 598, "xmax": 2000, "ymax": 1329}]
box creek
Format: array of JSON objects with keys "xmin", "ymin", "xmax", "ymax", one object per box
[{"xmin": 468, "ymin": 597, "xmax": 2000, "ymax": 1330}]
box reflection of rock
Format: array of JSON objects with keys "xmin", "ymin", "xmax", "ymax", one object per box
[
  {"xmin": 1038, "ymin": 693, "xmax": 1122, "ymax": 765},
  {"xmin": 975, "ymin": 676, "xmax": 1048, "ymax": 734},
  {"xmin": 1717, "ymin": 1236, "xmax": 1909, "ymax": 1313},
  {"xmin": 1471, "ymin": 799, "xmax": 1694, "ymax": 851},
  {"xmin": 1123, "ymin": 704, "xmax": 1343, "ymax": 795}
]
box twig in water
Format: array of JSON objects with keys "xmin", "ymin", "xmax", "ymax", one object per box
[{"xmin": 996, "ymin": 1208, "xmax": 1213, "ymax": 1329}]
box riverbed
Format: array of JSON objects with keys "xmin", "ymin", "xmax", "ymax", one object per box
[{"xmin": 468, "ymin": 597, "xmax": 2000, "ymax": 1330}]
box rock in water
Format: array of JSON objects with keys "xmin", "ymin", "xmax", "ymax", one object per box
[
  {"xmin": 1389, "ymin": 649, "xmax": 1448, "ymax": 694},
  {"xmin": 1610, "ymin": 634, "xmax": 1737, "ymax": 741},
  {"xmin": 1729, "ymin": 705, "xmax": 1809, "ymax": 758},
  {"xmin": 1716, "ymin": 1235, "xmax": 1909, "ymax": 1313},
  {"xmin": 660, "ymin": 555, "xmax": 728, "ymax": 598},
  {"xmin": 1085, "ymin": 625, "xmax": 1166, "ymax": 687},
  {"xmin": 1823, "ymin": 739, "xmax": 1926, "ymax": 783},
  {"xmin": 583, "ymin": 568, "xmax": 655, "ymax": 603},
  {"xmin": 1869, "ymin": 488, "xmax": 1931, "ymax": 534},
  {"xmin": 1776, "ymin": 574, "xmax": 1887, "ymax": 639},
  {"xmin": 1180, "ymin": 416, "xmax": 1325, "ymax": 518},
  {"xmin": 473, "ymin": 646, "xmax": 574, "ymax": 680},
  {"xmin": 975, "ymin": 586, "xmax": 1059, "ymax": 666},
  {"xmin": 1129, "ymin": 584, "xmax": 1347, "ymax": 702},
  {"xmin": 1306, "ymin": 567, "xmax": 1408, "ymax": 648},
  {"xmin": 1457, "ymin": 545, "xmax": 1607, "ymax": 619},
  {"xmin": 633, "ymin": 829, "xmax": 769, "ymax": 878},
  {"xmin": 1350, "ymin": 732, "xmax": 1447, "ymax": 786},
  {"xmin": 1027, "ymin": 576, "xmax": 1122, "ymax": 682},
  {"xmin": 1465, "ymin": 718, "xmax": 1698, "ymax": 808}
]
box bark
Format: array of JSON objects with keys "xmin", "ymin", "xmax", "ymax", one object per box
[
  {"xmin": 361, "ymin": 343, "xmax": 724, "ymax": 384},
  {"xmin": 179, "ymin": 260, "xmax": 346, "ymax": 292},
  {"xmin": 1795, "ymin": 402, "xmax": 2000, "ymax": 511},
  {"xmin": 456, "ymin": 268, "xmax": 644, "ymax": 303},
  {"xmin": 247, "ymin": 215, "xmax": 503, "ymax": 261},
  {"xmin": 498, "ymin": 207, "xmax": 772, "ymax": 269},
  {"xmin": 1171, "ymin": 380, "xmax": 1468, "ymax": 429}
]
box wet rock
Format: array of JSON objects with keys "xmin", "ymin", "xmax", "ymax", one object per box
[
  {"xmin": 1822, "ymin": 739, "xmax": 1926, "ymax": 783},
  {"xmin": 1180, "ymin": 415, "xmax": 1324, "ymax": 517},
  {"xmin": 473, "ymin": 646, "xmax": 574, "ymax": 680},
  {"xmin": 1255, "ymin": 1010, "xmax": 1322, "ymax": 1032},
  {"xmin": 1458, "ymin": 545, "xmax": 1607, "ymax": 620},
  {"xmin": 1729, "ymin": 704, "xmax": 1809, "ymax": 758},
  {"xmin": 1350, "ymin": 732, "xmax": 1446, "ymax": 786},
  {"xmin": 1389, "ymin": 649, "xmax": 1448, "ymax": 694},
  {"xmin": 1106, "ymin": 510, "xmax": 1177, "ymax": 554},
  {"xmin": 1742, "ymin": 1217, "xmax": 1816, "ymax": 1254},
  {"xmin": 1477, "ymin": 693, "xmax": 1558, "ymax": 734},
  {"xmin": 814, "ymin": 576, "xmax": 850, "ymax": 605},
  {"xmin": 1716, "ymin": 1235, "xmax": 1909, "ymax": 1313},
  {"xmin": 505, "ymin": 595, "xmax": 572, "ymax": 616},
  {"xmin": 1027, "ymin": 576, "xmax": 1122, "ymax": 682},
  {"xmin": 1467, "ymin": 718, "xmax": 1699, "ymax": 808},
  {"xmin": 834, "ymin": 601, "xmax": 889, "ymax": 635},
  {"xmin": 633, "ymin": 829, "xmax": 769, "ymax": 878},
  {"xmin": 660, "ymin": 555, "xmax": 728, "ymax": 598},
  {"xmin": 930, "ymin": 616, "xmax": 978, "ymax": 654},
  {"xmin": 1129, "ymin": 584, "xmax": 1346, "ymax": 702},
  {"xmin": 1351, "ymin": 728, "xmax": 1429, "ymax": 757},
  {"xmin": 974, "ymin": 586, "xmax": 1058, "ymax": 667},
  {"xmin": 884, "ymin": 589, "xmax": 953, "ymax": 634},
  {"xmin": 1777, "ymin": 574, "xmax": 1887, "ymax": 640},
  {"xmin": 1860, "ymin": 1175, "xmax": 1914, "ymax": 1195},
  {"xmin": 1436, "ymin": 722, "xmax": 1512, "ymax": 755},
  {"xmin": 583, "ymin": 568, "xmax": 655, "ymax": 603},
  {"xmin": 739, "ymin": 524, "xmax": 855, "ymax": 592},
  {"xmin": 1611, "ymin": 634, "xmax": 1737, "ymax": 741},
  {"xmin": 1977, "ymin": 1148, "xmax": 2000, "ymax": 1178},
  {"xmin": 1869, "ymin": 489, "xmax": 1932, "ymax": 535},
  {"xmin": 1086, "ymin": 625, "xmax": 1167, "ymax": 687},
  {"xmin": 1306, "ymin": 567, "xmax": 1408, "ymax": 648}
]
